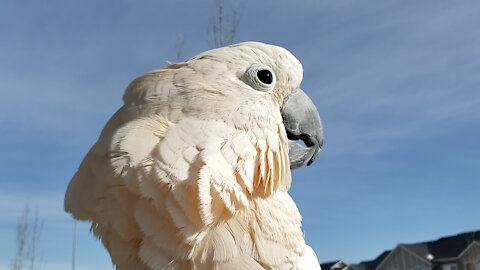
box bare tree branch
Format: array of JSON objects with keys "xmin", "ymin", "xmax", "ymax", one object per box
[
  {"xmin": 175, "ymin": 31, "xmax": 184, "ymax": 62},
  {"xmin": 11, "ymin": 205, "xmax": 43, "ymax": 270},
  {"xmin": 12, "ymin": 206, "xmax": 28, "ymax": 270},
  {"xmin": 28, "ymin": 209, "xmax": 43, "ymax": 270},
  {"xmin": 208, "ymin": 0, "xmax": 240, "ymax": 48},
  {"xmin": 174, "ymin": 0, "xmax": 241, "ymax": 60},
  {"xmin": 228, "ymin": 8, "xmax": 239, "ymax": 45}
]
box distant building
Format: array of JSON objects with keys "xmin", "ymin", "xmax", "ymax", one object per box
[
  {"xmin": 321, "ymin": 260, "xmax": 350, "ymax": 270},
  {"xmin": 321, "ymin": 231, "xmax": 480, "ymax": 270}
]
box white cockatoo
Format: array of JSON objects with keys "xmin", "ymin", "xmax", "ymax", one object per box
[{"xmin": 65, "ymin": 42, "xmax": 323, "ymax": 270}]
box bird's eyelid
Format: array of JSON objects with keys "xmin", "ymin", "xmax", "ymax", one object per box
[{"xmin": 241, "ymin": 63, "xmax": 276, "ymax": 92}]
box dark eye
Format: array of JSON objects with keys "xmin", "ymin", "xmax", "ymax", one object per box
[
  {"xmin": 242, "ymin": 64, "xmax": 275, "ymax": 92},
  {"xmin": 257, "ymin": 70, "xmax": 273, "ymax": 84}
]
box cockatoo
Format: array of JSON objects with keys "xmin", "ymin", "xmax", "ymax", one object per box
[{"xmin": 65, "ymin": 42, "xmax": 323, "ymax": 270}]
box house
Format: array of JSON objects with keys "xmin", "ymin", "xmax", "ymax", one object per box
[
  {"xmin": 321, "ymin": 260, "xmax": 349, "ymax": 270},
  {"xmin": 321, "ymin": 231, "xmax": 480, "ymax": 270},
  {"xmin": 321, "ymin": 252, "xmax": 391, "ymax": 270},
  {"xmin": 350, "ymin": 251, "xmax": 392, "ymax": 270},
  {"xmin": 375, "ymin": 231, "xmax": 480, "ymax": 270}
]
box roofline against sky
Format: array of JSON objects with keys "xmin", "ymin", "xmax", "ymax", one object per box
[
  {"xmin": 375, "ymin": 244, "xmax": 432, "ymax": 270},
  {"xmin": 432, "ymin": 241, "xmax": 480, "ymax": 263},
  {"xmin": 400, "ymin": 245, "xmax": 432, "ymax": 265},
  {"xmin": 374, "ymin": 241, "xmax": 480, "ymax": 269},
  {"xmin": 331, "ymin": 260, "xmax": 349, "ymax": 269}
]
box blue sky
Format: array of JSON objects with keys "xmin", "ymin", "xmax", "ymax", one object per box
[{"xmin": 1, "ymin": 0, "xmax": 479, "ymax": 268}]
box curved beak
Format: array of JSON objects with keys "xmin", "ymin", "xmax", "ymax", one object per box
[{"xmin": 281, "ymin": 89, "xmax": 323, "ymax": 170}]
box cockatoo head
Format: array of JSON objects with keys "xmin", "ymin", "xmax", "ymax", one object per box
[{"xmin": 124, "ymin": 41, "xmax": 323, "ymax": 169}]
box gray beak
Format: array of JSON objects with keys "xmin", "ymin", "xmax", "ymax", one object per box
[{"xmin": 281, "ymin": 89, "xmax": 323, "ymax": 170}]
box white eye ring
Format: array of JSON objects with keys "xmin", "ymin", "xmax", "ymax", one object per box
[{"xmin": 242, "ymin": 63, "xmax": 276, "ymax": 92}]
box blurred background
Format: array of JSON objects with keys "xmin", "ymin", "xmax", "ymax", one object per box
[{"xmin": 1, "ymin": 0, "xmax": 479, "ymax": 269}]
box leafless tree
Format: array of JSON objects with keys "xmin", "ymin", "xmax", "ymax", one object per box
[
  {"xmin": 175, "ymin": 30, "xmax": 184, "ymax": 62},
  {"xmin": 208, "ymin": 0, "xmax": 240, "ymax": 48},
  {"xmin": 11, "ymin": 205, "xmax": 44, "ymax": 270},
  {"xmin": 172, "ymin": 0, "xmax": 241, "ymax": 61}
]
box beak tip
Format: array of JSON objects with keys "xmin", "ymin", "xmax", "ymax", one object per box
[{"xmin": 307, "ymin": 143, "xmax": 321, "ymax": 166}]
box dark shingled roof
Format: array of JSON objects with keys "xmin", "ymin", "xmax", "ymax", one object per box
[
  {"xmin": 320, "ymin": 260, "xmax": 349, "ymax": 270},
  {"xmin": 351, "ymin": 250, "xmax": 391, "ymax": 270},
  {"xmin": 321, "ymin": 261, "xmax": 342, "ymax": 270},
  {"xmin": 403, "ymin": 231, "xmax": 480, "ymax": 261}
]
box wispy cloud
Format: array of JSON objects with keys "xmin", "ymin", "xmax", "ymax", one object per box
[{"xmin": 296, "ymin": 1, "xmax": 480, "ymax": 158}]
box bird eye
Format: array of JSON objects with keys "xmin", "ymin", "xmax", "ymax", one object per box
[
  {"xmin": 257, "ymin": 70, "xmax": 273, "ymax": 84},
  {"xmin": 242, "ymin": 63, "xmax": 276, "ymax": 92}
]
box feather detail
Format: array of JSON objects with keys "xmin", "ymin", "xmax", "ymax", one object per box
[
  {"xmin": 112, "ymin": 115, "xmax": 172, "ymax": 168},
  {"xmin": 199, "ymin": 223, "xmax": 237, "ymax": 263},
  {"xmin": 138, "ymin": 238, "xmax": 172, "ymax": 270}
]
